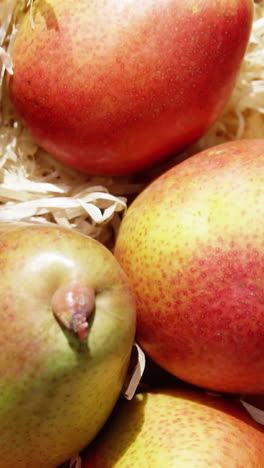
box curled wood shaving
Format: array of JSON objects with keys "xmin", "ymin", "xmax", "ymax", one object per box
[{"xmin": 0, "ymin": 1, "xmax": 263, "ymax": 248}]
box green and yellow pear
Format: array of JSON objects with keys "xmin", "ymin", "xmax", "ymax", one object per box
[{"xmin": 0, "ymin": 221, "xmax": 136, "ymax": 468}]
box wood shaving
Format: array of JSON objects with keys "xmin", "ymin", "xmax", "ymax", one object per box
[{"xmin": 0, "ymin": 0, "xmax": 263, "ymax": 249}]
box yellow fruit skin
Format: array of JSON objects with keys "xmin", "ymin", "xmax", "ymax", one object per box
[
  {"xmin": 115, "ymin": 139, "xmax": 264, "ymax": 394},
  {"xmin": 82, "ymin": 388, "xmax": 264, "ymax": 467}
]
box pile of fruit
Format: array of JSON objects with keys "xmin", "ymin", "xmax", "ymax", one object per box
[{"xmin": 1, "ymin": 0, "xmax": 264, "ymax": 467}]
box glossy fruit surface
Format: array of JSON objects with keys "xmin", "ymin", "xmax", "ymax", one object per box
[
  {"xmin": 82, "ymin": 388, "xmax": 264, "ymax": 467},
  {"xmin": 115, "ymin": 139, "xmax": 264, "ymax": 394},
  {"xmin": 9, "ymin": 0, "xmax": 253, "ymax": 175},
  {"xmin": 0, "ymin": 222, "xmax": 136, "ymax": 468}
]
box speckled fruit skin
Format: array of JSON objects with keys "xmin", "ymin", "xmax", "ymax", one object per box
[
  {"xmin": 0, "ymin": 222, "xmax": 136, "ymax": 468},
  {"xmin": 82, "ymin": 388, "xmax": 264, "ymax": 467},
  {"xmin": 8, "ymin": 0, "xmax": 253, "ymax": 175},
  {"xmin": 115, "ymin": 139, "xmax": 264, "ymax": 394}
]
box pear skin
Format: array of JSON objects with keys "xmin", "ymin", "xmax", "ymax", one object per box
[
  {"xmin": 8, "ymin": 0, "xmax": 252, "ymax": 175},
  {"xmin": 115, "ymin": 139, "xmax": 264, "ymax": 394},
  {"xmin": 0, "ymin": 222, "xmax": 136, "ymax": 468},
  {"xmin": 82, "ymin": 388, "xmax": 264, "ymax": 467}
]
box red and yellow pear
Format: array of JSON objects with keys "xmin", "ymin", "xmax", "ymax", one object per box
[
  {"xmin": 8, "ymin": 0, "xmax": 253, "ymax": 175},
  {"xmin": 115, "ymin": 139, "xmax": 264, "ymax": 394},
  {"xmin": 82, "ymin": 388, "xmax": 264, "ymax": 467}
]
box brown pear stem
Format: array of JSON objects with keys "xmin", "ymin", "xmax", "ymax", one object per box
[{"xmin": 52, "ymin": 282, "xmax": 95, "ymax": 341}]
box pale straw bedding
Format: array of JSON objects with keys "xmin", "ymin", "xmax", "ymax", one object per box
[{"xmin": 0, "ymin": 0, "xmax": 263, "ymax": 248}]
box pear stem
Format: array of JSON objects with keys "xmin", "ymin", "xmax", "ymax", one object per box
[{"xmin": 52, "ymin": 282, "xmax": 95, "ymax": 341}]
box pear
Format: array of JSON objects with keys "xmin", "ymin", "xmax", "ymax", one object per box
[
  {"xmin": 8, "ymin": 0, "xmax": 252, "ymax": 175},
  {"xmin": 82, "ymin": 387, "xmax": 264, "ymax": 467},
  {"xmin": 0, "ymin": 221, "xmax": 136, "ymax": 468},
  {"xmin": 115, "ymin": 139, "xmax": 264, "ymax": 394}
]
